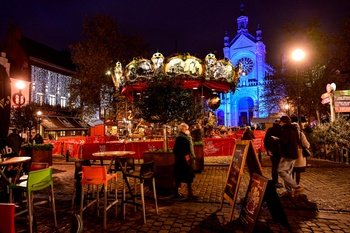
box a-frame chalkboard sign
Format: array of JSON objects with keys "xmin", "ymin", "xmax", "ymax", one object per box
[
  {"xmin": 240, "ymin": 173, "xmax": 269, "ymax": 233},
  {"xmin": 219, "ymin": 140, "xmax": 263, "ymax": 221}
]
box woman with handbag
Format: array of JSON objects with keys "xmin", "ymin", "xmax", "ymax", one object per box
[
  {"xmin": 292, "ymin": 122, "xmax": 310, "ymax": 185},
  {"xmin": 173, "ymin": 123, "xmax": 196, "ymax": 199}
]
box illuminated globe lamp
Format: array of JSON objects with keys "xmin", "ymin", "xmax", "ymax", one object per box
[{"xmin": 14, "ymin": 80, "xmax": 26, "ymax": 107}]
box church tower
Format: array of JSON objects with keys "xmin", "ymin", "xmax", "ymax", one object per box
[{"xmin": 218, "ymin": 4, "xmax": 275, "ymax": 127}]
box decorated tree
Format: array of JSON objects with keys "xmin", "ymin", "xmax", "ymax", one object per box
[
  {"xmin": 10, "ymin": 104, "xmax": 40, "ymax": 141},
  {"xmin": 136, "ymin": 75, "xmax": 203, "ymax": 150}
]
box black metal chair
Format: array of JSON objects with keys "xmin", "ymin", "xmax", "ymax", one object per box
[
  {"xmin": 70, "ymin": 213, "xmax": 83, "ymax": 233},
  {"xmin": 71, "ymin": 160, "xmax": 91, "ymax": 212},
  {"xmin": 122, "ymin": 161, "xmax": 158, "ymax": 223}
]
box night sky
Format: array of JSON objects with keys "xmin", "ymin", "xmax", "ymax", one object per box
[{"xmin": 1, "ymin": 0, "xmax": 349, "ymax": 67}]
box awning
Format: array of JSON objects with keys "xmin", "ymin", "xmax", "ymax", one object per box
[{"xmin": 41, "ymin": 116, "xmax": 89, "ymax": 131}]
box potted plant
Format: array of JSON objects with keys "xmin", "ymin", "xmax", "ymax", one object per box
[
  {"xmin": 20, "ymin": 143, "xmax": 54, "ymax": 166},
  {"xmin": 137, "ymin": 75, "xmax": 203, "ymax": 190}
]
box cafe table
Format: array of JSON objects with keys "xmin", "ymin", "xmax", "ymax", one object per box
[
  {"xmin": 0, "ymin": 156, "xmax": 31, "ymax": 185},
  {"xmin": 92, "ymin": 151, "xmax": 136, "ymax": 203}
]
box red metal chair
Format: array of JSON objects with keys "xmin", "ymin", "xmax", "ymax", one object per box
[
  {"xmin": 80, "ymin": 166, "xmax": 118, "ymax": 229},
  {"xmin": 0, "ymin": 203, "xmax": 16, "ymax": 233}
]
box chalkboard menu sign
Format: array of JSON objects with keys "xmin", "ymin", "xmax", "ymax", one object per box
[
  {"xmin": 220, "ymin": 140, "xmax": 263, "ymax": 221},
  {"xmin": 240, "ymin": 173, "xmax": 269, "ymax": 233},
  {"xmin": 223, "ymin": 143, "xmax": 247, "ymax": 204}
]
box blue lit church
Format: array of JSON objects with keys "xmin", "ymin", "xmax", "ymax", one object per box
[{"xmin": 217, "ymin": 4, "xmax": 275, "ymax": 127}]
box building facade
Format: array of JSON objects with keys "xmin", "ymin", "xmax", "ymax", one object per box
[
  {"xmin": 217, "ymin": 4, "xmax": 275, "ymax": 127},
  {"xmin": 0, "ymin": 25, "xmax": 88, "ymax": 139}
]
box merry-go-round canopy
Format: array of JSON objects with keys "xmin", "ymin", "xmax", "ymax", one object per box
[{"xmin": 112, "ymin": 52, "xmax": 241, "ymax": 98}]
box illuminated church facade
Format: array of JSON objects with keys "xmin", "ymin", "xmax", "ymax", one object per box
[{"xmin": 216, "ymin": 4, "xmax": 275, "ymax": 127}]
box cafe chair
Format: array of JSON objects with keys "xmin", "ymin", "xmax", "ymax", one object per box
[
  {"xmin": 80, "ymin": 166, "xmax": 118, "ymax": 229},
  {"xmin": 0, "ymin": 203, "xmax": 16, "ymax": 233},
  {"xmin": 122, "ymin": 161, "xmax": 158, "ymax": 223},
  {"xmin": 71, "ymin": 160, "xmax": 91, "ymax": 212},
  {"xmin": 19, "ymin": 162, "xmax": 50, "ymax": 181},
  {"xmin": 9, "ymin": 167, "xmax": 57, "ymax": 233},
  {"xmin": 110, "ymin": 157, "xmax": 135, "ymax": 174}
]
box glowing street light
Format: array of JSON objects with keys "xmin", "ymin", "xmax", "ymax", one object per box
[
  {"xmin": 291, "ymin": 49, "xmax": 306, "ymax": 62},
  {"xmin": 291, "ymin": 48, "xmax": 305, "ymax": 127}
]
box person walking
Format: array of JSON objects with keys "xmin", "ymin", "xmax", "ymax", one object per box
[
  {"xmin": 264, "ymin": 120, "xmax": 283, "ymax": 188},
  {"xmin": 242, "ymin": 126, "xmax": 255, "ymax": 140},
  {"xmin": 292, "ymin": 122, "xmax": 310, "ymax": 185},
  {"xmin": 173, "ymin": 123, "xmax": 196, "ymax": 199},
  {"xmin": 276, "ymin": 116, "xmax": 304, "ymax": 197}
]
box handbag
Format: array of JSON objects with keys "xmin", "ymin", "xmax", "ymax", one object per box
[
  {"xmin": 299, "ymin": 131, "xmax": 311, "ymax": 157},
  {"xmin": 302, "ymin": 146, "xmax": 311, "ymax": 157}
]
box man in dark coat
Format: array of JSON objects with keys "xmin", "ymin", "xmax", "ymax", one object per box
[
  {"xmin": 277, "ymin": 116, "xmax": 304, "ymax": 197},
  {"xmin": 173, "ymin": 123, "xmax": 196, "ymax": 198},
  {"xmin": 264, "ymin": 120, "xmax": 283, "ymax": 188},
  {"xmin": 6, "ymin": 129, "xmax": 22, "ymax": 155},
  {"xmin": 242, "ymin": 126, "xmax": 255, "ymax": 140}
]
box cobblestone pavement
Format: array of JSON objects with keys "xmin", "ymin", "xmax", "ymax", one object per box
[{"xmin": 13, "ymin": 155, "xmax": 350, "ymax": 232}]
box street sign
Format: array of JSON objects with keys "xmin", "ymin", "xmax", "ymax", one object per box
[
  {"xmin": 321, "ymin": 97, "xmax": 330, "ymax": 104},
  {"xmin": 334, "ymin": 90, "xmax": 350, "ymax": 96},
  {"xmin": 321, "ymin": 92, "xmax": 330, "ymax": 99},
  {"xmin": 335, "ymin": 107, "xmax": 350, "ymax": 112},
  {"xmin": 334, "ymin": 90, "xmax": 350, "ymax": 112}
]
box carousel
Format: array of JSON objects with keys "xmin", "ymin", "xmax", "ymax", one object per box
[{"xmin": 110, "ymin": 52, "xmax": 241, "ymax": 139}]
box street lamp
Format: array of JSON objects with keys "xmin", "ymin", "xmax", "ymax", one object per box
[
  {"xmin": 291, "ymin": 48, "xmax": 306, "ymax": 127},
  {"xmin": 36, "ymin": 111, "xmax": 42, "ymax": 134}
]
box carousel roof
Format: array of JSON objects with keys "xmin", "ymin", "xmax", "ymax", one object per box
[{"xmin": 112, "ymin": 52, "xmax": 241, "ymax": 96}]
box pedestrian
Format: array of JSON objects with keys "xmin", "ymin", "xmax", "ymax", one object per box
[
  {"xmin": 173, "ymin": 123, "xmax": 196, "ymax": 199},
  {"xmin": 30, "ymin": 130, "xmax": 43, "ymax": 144},
  {"xmin": 292, "ymin": 122, "xmax": 310, "ymax": 185},
  {"xmin": 6, "ymin": 129, "xmax": 22, "ymax": 155},
  {"xmin": 242, "ymin": 126, "xmax": 255, "ymax": 140},
  {"xmin": 263, "ymin": 120, "xmax": 283, "ymax": 188},
  {"xmin": 276, "ymin": 116, "xmax": 304, "ymax": 197}
]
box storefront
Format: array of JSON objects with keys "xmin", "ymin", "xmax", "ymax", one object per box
[{"xmin": 40, "ymin": 115, "xmax": 89, "ymax": 139}]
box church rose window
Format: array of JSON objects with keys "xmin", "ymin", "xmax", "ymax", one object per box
[{"xmin": 237, "ymin": 57, "xmax": 254, "ymax": 75}]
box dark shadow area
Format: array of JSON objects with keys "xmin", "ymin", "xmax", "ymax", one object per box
[{"xmin": 188, "ymin": 210, "xmax": 243, "ymax": 233}]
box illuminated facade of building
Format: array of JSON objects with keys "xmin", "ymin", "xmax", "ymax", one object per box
[
  {"xmin": 217, "ymin": 4, "xmax": 275, "ymax": 127},
  {"xmin": 0, "ymin": 25, "xmax": 88, "ymax": 138}
]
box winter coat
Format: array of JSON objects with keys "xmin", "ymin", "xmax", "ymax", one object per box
[
  {"xmin": 280, "ymin": 123, "xmax": 299, "ymax": 160},
  {"xmin": 294, "ymin": 130, "xmax": 310, "ymax": 168},
  {"xmin": 173, "ymin": 132, "xmax": 195, "ymax": 183}
]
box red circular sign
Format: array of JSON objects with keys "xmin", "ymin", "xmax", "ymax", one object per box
[{"xmin": 13, "ymin": 93, "xmax": 25, "ymax": 105}]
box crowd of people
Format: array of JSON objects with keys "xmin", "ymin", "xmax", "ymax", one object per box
[{"xmin": 263, "ymin": 115, "xmax": 310, "ymax": 197}]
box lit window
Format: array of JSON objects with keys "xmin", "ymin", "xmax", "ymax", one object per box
[
  {"xmin": 37, "ymin": 93, "xmax": 44, "ymax": 105},
  {"xmin": 61, "ymin": 97, "xmax": 66, "ymax": 107},
  {"xmin": 49, "ymin": 95, "xmax": 56, "ymax": 106}
]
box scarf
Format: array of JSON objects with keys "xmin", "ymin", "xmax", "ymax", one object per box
[{"xmin": 178, "ymin": 132, "xmax": 196, "ymax": 169}]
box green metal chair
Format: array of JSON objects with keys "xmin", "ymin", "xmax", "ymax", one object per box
[{"xmin": 9, "ymin": 167, "xmax": 57, "ymax": 233}]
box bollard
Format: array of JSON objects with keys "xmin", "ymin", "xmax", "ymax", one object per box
[{"xmin": 66, "ymin": 150, "xmax": 70, "ymax": 162}]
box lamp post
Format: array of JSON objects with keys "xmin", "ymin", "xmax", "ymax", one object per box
[
  {"xmin": 36, "ymin": 110, "xmax": 42, "ymax": 135},
  {"xmin": 291, "ymin": 49, "xmax": 305, "ymax": 127}
]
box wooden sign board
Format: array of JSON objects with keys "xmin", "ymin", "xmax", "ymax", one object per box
[
  {"xmin": 240, "ymin": 173, "xmax": 269, "ymax": 233},
  {"xmin": 220, "ymin": 140, "xmax": 263, "ymax": 221}
]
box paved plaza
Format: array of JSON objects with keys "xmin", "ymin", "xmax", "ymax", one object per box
[{"xmin": 13, "ymin": 155, "xmax": 350, "ymax": 232}]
